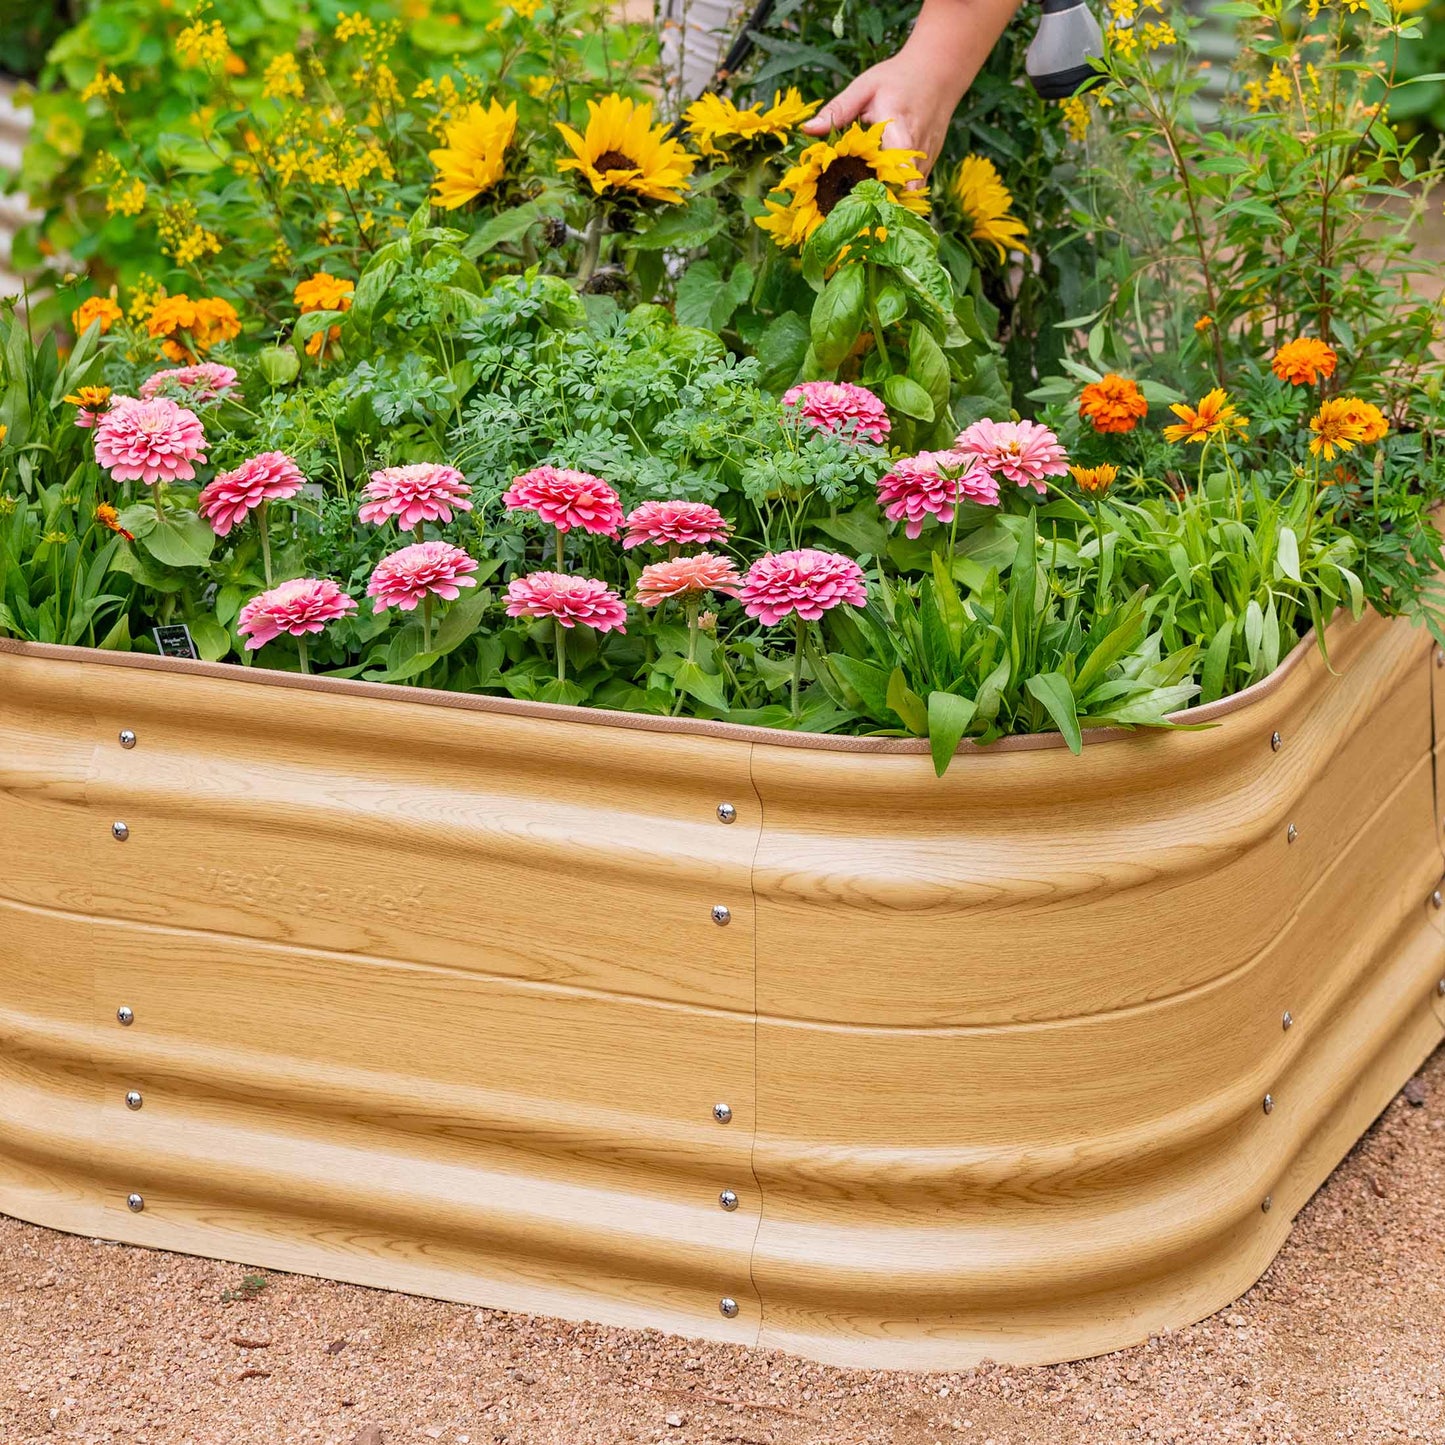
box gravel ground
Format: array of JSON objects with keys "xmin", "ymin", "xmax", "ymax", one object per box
[{"xmin": 2, "ymin": 1043, "xmax": 1442, "ymax": 1445}]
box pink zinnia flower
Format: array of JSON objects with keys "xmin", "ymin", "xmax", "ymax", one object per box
[
  {"xmin": 505, "ymin": 572, "xmax": 628, "ymax": 632},
  {"xmin": 636, "ymin": 552, "xmax": 743, "ymax": 607},
  {"xmin": 954, "ymin": 418, "xmax": 1069, "ymax": 495},
  {"xmin": 501, "ymin": 466, "xmax": 623, "ymax": 536},
  {"xmin": 93, "ymin": 396, "xmax": 208, "ymax": 485},
  {"xmin": 358, "ymin": 462, "xmax": 473, "ymax": 530},
  {"xmin": 139, "ymin": 362, "xmax": 238, "ymax": 403},
  {"xmin": 781, "ymin": 381, "xmax": 890, "ymax": 445},
  {"xmin": 367, "ymin": 540, "xmax": 480, "ymax": 612},
  {"xmin": 198, "ymin": 451, "xmax": 306, "ymax": 536},
  {"xmin": 740, "ymin": 548, "xmax": 867, "ymax": 625},
  {"xmin": 622, "ymin": 499, "xmax": 730, "ymax": 550},
  {"xmin": 876, "ymin": 449, "xmax": 1000, "ymax": 539},
  {"xmin": 236, "ymin": 577, "xmax": 357, "ymax": 650}
]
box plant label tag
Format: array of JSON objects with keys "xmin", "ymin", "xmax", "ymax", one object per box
[{"xmin": 153, "ymin": 624, "xmax": 199, "ymax": 660}]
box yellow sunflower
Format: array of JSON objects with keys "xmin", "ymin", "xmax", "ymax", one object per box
[
  {"xmin": 555, "ymin": 94, "xmax": 695, "ymax": 206},
  {"xmin": 950, "ymin": 155, "xmax": 1028, "ymax": 263},
  {"xmin": 684, "ymin": 88, "xmax": 820, "ymax": 159},
  {"xmin": 429, "ymin": 99, "xmax": 518, "ymax": 210},
  {"xmin": 755, "ymin": 122, "xmax": 928, "ymax": 251}
]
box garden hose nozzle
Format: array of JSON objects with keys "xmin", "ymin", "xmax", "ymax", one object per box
[{"xmin": 1026, "ymin": 0, "xmax": 1105, "ymax": 99}]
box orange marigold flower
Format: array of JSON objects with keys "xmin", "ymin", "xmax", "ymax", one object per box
[
  {"xmin": 293, "ymin": 272, "xmax": 355, "ymax": 313},
  {"xmin": 1194, "ymin": 315, "xmax": 1213, "ymax": 333},
  {"xmin": 71, "ymin": 296, "xmax": 124, "ymax": 335},
  {"xmin": 1271, "ymin": 336, "xmax": 1338, "ymax": 387},
  {"xmin": 148, "ymin": 294, "xmax": 240, "ymax": 361},
  {"xmin": 1077, "ymin": 374, "xmax": 1149, "ymax": 435},
  {"xmin": 94, "ymin": 502, "xmax": 136, "ymax": 541},
  {"xmin": 1307, "ymin": 397, "xmax": 1367, "ymax": 460},
  {"xmin": 1337, "ymin": 397, "xmax": 1389, "ymax": 444},
  {"xmin": 1069, "ymin": 463, "xmax": 1119, "ymax": 495},
  {"xmin": 1162, "ymin": 388, "xmax": 1248, "ymax": 445}
]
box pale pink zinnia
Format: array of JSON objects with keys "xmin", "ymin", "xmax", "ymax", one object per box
[
  {"xmin": 501, "ymin": 466, "xmax": 623, "ymax": 536},
  {"xmin": 358, "ymin": 462, "xmax": 473, "ymax": 530},
  {"xmin": 139, "ymin": 362, "xmax": 238, "ymax": 403},
  {"xmin": 235, "ymin": 577, "xmax": 357, "ymax": 650},
  {"xmin": 622, "ymin": 499, "xmax": 730, "ymax": 550},
  {"xmin": 876, "ymin": 449, "xmax": 1000, "ymax": 539},
  {"xmin": 505, "ymin": 572, "xmax": 628, "ymax": 632},
  {"xmin": 93, "ymin": 396, "xmax": 208, "ymax": 485},
  {"xmin": 740, "ymin": 548, "xmax": 867, "ymax": 625},
  {"xmin": 635, "ymin": 553, "xmax": 743, "ymax": 607},
  {"xmin": 781, "ymin": 381, "xmax": 890, "ymax": 445},
  {"xmin": 954, "ymin": 418, "xmax": 1069, "ymax": 495},
  {"xmin": 367, "ymin": 540, "xmax": 480, "ymax": 612},
  {"xmin": 198, "ymin": 451, "xmax": 306, "ymax": 536}
]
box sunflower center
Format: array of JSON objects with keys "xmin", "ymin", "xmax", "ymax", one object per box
[
  {"xmin": 593, "ymin": 149, "xmax": 639, "ymax": 173},
  {"xmin": 816, "ymin": 156, "xmax": 874, "ymax": 215}
]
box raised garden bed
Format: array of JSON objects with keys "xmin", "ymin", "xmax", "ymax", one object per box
[{"xmin": 1, "ymin": 606, "xmax": 1441, "ymax": 1369}]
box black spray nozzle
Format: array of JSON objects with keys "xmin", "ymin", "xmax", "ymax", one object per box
[{"xmin": 1026, "ymin": 0, "xmax": 1105, "ymax": 99}]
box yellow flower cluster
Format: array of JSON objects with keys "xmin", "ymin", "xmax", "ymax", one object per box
[
  {"xmin": 334, "ymin": 11, "xmax": 376, "ymax": 42},
  {"xmin": 127, "ymin": 275, "xmax": 166, "ymax": 324},
  {"xmin": 175, "ymin": 18, "xmax": 231, "ymax": 70},
  {"xmin": 1244, "ymin": 67, "xmax": 1294, "ymax": 114},
  {"xmin": 263, "ymin": 54, "xmax": 306, "ymax": 102},
  {"xmin": 80, "ymin": 69, "xmax": 124, "ymax": 103},
  {"xmin": 107, "ymin": 176, "xmax": 147, "ymax": 217},
  {"xmin": 157, "ymin": 202, "xmax": 222, "ymax": 266}
]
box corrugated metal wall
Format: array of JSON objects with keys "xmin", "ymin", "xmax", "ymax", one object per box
[{"xmin": 0, "ymin": 81, "xmax": 38, "ymax": 299}]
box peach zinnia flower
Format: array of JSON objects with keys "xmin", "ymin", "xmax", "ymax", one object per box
[
  {"xmin": 1077, "ymin": 374, "xmax": 1149, "ymax": 435},
  {"xmin": 502, "ymin": 466, "xmax": 623, "ymax": 536},
  {"xmin": 139, "ymin": 362, "xmax": 238, "ymax": 402},
  {"xmin": 1162, "ymin": 388, "xmax": 1248, "ymax": 445},
  {"xmin": 1271, "ymin": 337, "xmax": 1337, "ymax": 387},
  {"xmin": 93, "ymin": 396, "xmax": 208, "ymax": 484},
  {"xmin": 358, "ymin": 463, "xmax": 472, "ymax": 531},
  {"xmin": 622, "ymin": 499, "xmax": 730, "ymax": 550},
  {"xmin": 635, "ymin": 553, "xmax": 742, "ymax": 606},
  {"xmin": 1070, "ymin": 463, "xmax": 1119, "ymax": 496},
  {"xmin": 876, "ymin": 449, "xmax": 999, "ymax": 539},
  {"xmin": 955, "ymin": 418, "xmax": 1069, "ymax": 494},
  {"xmin": 740, "ymin": 548, "xmax": 866, "ymax": 625},
  {"xmin": 505, "ymin": 572, "xmax": 629, "ymax": 632},
  {"xmin": 782, "ymin": 381, "xmax": 890, "ymax": 444},
  {"xmin": 367, "ymin": 540, "xmax": 480, "ymax": 612},
  {"xmin": 237, "ymin": 577, "xmax": 357, "ymax": 650},
  {"xmin": 198, "ymin": 451, "xmax": 306, "ymax": 536}
]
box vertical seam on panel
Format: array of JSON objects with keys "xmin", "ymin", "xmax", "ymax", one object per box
[{"xmin": 742, "ymin": 740, "xmax": 766, "ymax": 1347}]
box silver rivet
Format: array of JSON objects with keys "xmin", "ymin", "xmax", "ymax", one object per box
[
  {"xmin": 712, "ymin": 1102, "xmax": 732, "ymax": 1124},
  {"xmin": 111, "ymin": 821, "xmax": 130, "ymax": 841},
  {"xmin": 125, "ymin": 1091, "xmax": 143, "ymax": 1111},
  {"xmin": 1286, "ymin": 824, "xmax": 1298, "ymax": 844},
  {"xmin": 718, "ymin": 1189, "xmax": 738, "ymax": 1211},
  {"xmin": 1270, "ymin": 731, "xmax": 1282, "ymax": 752},
  {"xmin": 1282, "ymin": 1011, "xmax": 1293, "ymax": 1031},
  {"xmin": 1261, "ymin": 1195, "xmax": 1272, "ymax": 1213},
  {"xmin": 116, "ymin": 1006, "xmax": 134, "ymax": 1026},
  {"xmin": 1263, "ymin": 1094, "xmax": 1275, "ymax": 1115},
  {"xmin": 718, "ymin": 1297, "xmax": 739, "ymax": 1318},
  {"xmin": 716, "ymin": 802, "xmax": 737, "ymax": 824},
  {"xmin": 1437, "ymin": 979, "xmax": 1445, "ymax": 997},
  {"xmin": 1433, "ymin": 891, "xmax": 1443, "ymax": 910},
  {"xmin": 711, "ymin": 904, "xmax": 731, "ymax": 926},
  {"xmin": 119, "ymin": 729, "xmax": 137, "ymax": 749},
  {"xmin": 126, "ymin": 1193, "xmax": 144, "ymax": 1213}
]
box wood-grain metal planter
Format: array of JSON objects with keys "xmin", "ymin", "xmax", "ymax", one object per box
[{"xmin": 0, "ymin": 610, "xmax": 1441, "ymax": 1370}]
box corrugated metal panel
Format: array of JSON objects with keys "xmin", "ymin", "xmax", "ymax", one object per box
[{"xmin": 0, "ymin": 81, "xmax": 39, "ymax": 298}]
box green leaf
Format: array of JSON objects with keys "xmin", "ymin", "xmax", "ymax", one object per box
[
  {"xmin": 828, "ymin": 653, "xmax": 892, "ymax": 716},
  {"xmin": 756, "ymin": 311, "xmax": 811, "ymax": 392},
  {"xmin": 1276, "ymin": 526, "xmax": 1302, "ymax": 582},
  {"xmin": 156, "ymin": 132, "xmax": 225, "ymax": 175},
  {"xmin": 623, "ymin": 196, "xmax": 726, "ymax": 251},
  {"xmin": 810, "ymin": 264, "xmax": 867, "ymax": 371},
  {"xmin": 886, "ymin": 666, "xmax": 929, "ymax": 734},
  {"xmin": 907, "ymin": 322, "xmax": 950, "ymax": 416},
  {"xmin": 186, "ymin": 615, "xmax": 231, "ymax": 662},
  {"xmin": 139, "ymin": 514, "xmax": 216, "ymax": 570},
  {"xmin": 882, "ymin": 373, "xmax": 935, "ymax": 423},
  {"xmin": 1200, "ymin": 616, "xmax": 1235, "ymax": 704},
  {"xmin": 676, "ymin": 260, "xmax": 753, "ymax": 331},
  {"xmin": 674, "ymin": 659, "xmax": 730, "ymax": 712},
  {"xmin": 1025, "ymin": 671, "xmax": 1083, "ymax": 754},
  {"xmin": 461, "ymin": 201, "xmax": 547, "ymax": 258},
  {"xmin": 927, "ymin": 691, "xmax": 977, "ymax": 776}
]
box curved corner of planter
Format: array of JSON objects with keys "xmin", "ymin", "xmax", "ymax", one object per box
[{"xmin": 0, "ymin": 610, "xmax": 1441, "ymax": 1370}]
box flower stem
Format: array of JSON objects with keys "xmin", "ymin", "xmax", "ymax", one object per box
[
  {"xmin": 791, "ymin": 615, "xmax": 806, "ymax": 721},
  {"xmin": 297, "ymin": 636, "xmax": 309, "ymax": 675},
  {"xmin": 555, "ymin": 529, "xmax": 565, "ymax": 572},
  {"xmin": 151, "ymin": 484, "xmax": 164, "ymax": 523},
  {"xmin": 422, "ymin": 594, "xmax": 434, "ymax": 653},
  {"xmin": 686, "ymin": 598, "xmax": 699, "ymax": 665},
  {"xmin": 258, "ymin": 500, "xmax": 274, "ymax": 587},
  {"xmin": 577, "ymin": 214, "xmax": 604, "ymax": 285},
  {"xmin": 555, "ymin": 618, "xmax": 567, "ymax": 684}
]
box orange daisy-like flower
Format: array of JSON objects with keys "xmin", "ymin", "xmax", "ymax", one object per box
[
  {"xmin": 72, "ymin": 296, "xmax": 124, "ymax": 336},
  {"xmin": 1077, "ymin": 374, "xmax": 1149, "ymax": 435},
  {"xmin": 1271, "ymin": 337, "xmax": 1338, "ymax": 387},
  {"xmin": 94, "ymin": 502, "xmax": 136, "ymax": 541},
  {"xmin": 1069, "ymin": 463, "xmax": 1119, "ymax": 495},
  {"xmin": 146, "ymin": 294, "xmax": 241, "ymax": 362},
  {"xmin": 1194, "ymin": 315, "xmax": 1214, "ymax": 333},
  {"xmin": 1308, "ymin": 396, "xmax": 1386, "ymax": 459},
  {"xmin": 1162, "ymin": 388, "xmax": 1248, "ymax": 445}
]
